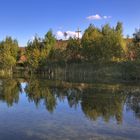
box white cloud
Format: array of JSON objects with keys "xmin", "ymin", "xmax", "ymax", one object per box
[
  {"xmin": 103, "ymin": 16, "xmax": 108, "ymax": 19},
  {"xmin": 103, "ymin": 16, "xmax": 111, "ymax": 19},
  {"xmin": 56, "ymin": 31, "xmax": 64, "ymax": 39},
  {"xmin": 56, "ymin": 30, "xmax": 82, "ymax": 39},
  {"xmin": 87, "ymin": 14, "xmax": 102, "ymax": 20},
  {"xmin": 67, "ymin": 31, "xmax": 82, "ymax": 38},
  {"xmin": 87, "ymin": 14, "xmax": 111, "ymax": 20}
]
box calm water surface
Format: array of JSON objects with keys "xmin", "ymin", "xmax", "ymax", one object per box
[{"xmin": 0, "ymin": 78, "xmax": 140, "ymax": 140}]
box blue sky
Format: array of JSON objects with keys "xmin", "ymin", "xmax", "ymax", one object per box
[{"xmin": 0, "ymin": 0, "xmax": 140, "ymax": 46}]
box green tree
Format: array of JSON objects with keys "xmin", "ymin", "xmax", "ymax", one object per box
[
  {"xmin": 65, "ymin": 37, "xmax": 81, "ymax": 62},
  {"xmin": 81, "ymin": 23, "xmax": 126, "ymax": 62},
  {"xmin": 81, "ymin": 24, "xmax": 103, "ymax": 61},
  {"xmin": 82, "ymin": 24, "xmax": 102, "ymax": 48},
  {"xmin": 0, "ymin": 37, "xmax": 19, "ymax": 71},
  {"xmin": 26, "ymin": 31, "xmax": 56, "ymax": 70},
  {"xmin": 101, "ymin": 23, "xmax": 126, "ymax": 61},
  {"xmin": 48, "ymin": 48, "xmax": 65, "ymax": 62},
  {"xmin": 115, "ymin": 22, "xmax": 123, "ymax": 35},
  {"xmin": 133, "ymin": 28, "xmax": 140, "ymax": 60},
  {"xmin": 43, "ymin": 30, "xmax": 56, "ymax": 58},
  {"xmin": 26, "ymin": 36, "xmax": 43, "ymax": 70}
]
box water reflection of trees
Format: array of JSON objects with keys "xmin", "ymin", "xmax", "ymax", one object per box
[
  {"xmin": 1, "ymin": 78, "xmax": 140, "ymax": 123},
  {"xmin": 0, "ymin": 79, "xmax": 20, "ymax": 106},
  {"xmin": 27, "ymin": 79, "xmax": 57, "ymax": 113},
  {"xmin": 81, "ymin": 88, "xmax": 127, "ymax": 124},
  {"xmin": 65, "ymin": 88, "xmax": 82, "ymax": 108},
  {"xmin": 126, "ymin": 89, "xmax": 140, "ymax": 119}
]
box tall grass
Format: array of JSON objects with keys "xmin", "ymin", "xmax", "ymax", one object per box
[{"xmin": 11, "ymin": 61, "xmax": 140, "ymax": 83}]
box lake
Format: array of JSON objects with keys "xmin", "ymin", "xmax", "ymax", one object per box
[{"xmin": 0, "ymin": 77, "xmax": 140, "ymax": 140}]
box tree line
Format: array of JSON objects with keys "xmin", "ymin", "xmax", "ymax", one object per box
[{"xmin": 0, "ymin": 22, "xmax": 140, "ymax": 72}]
